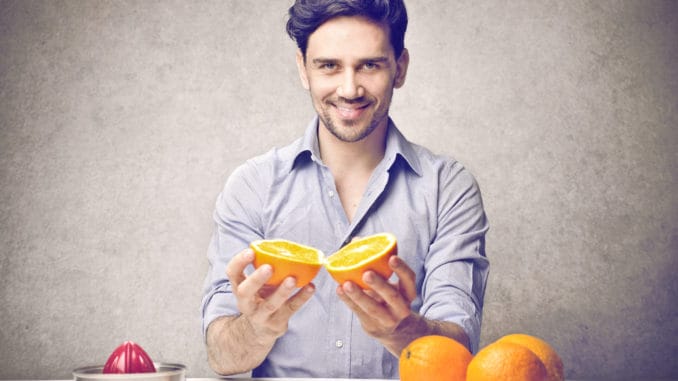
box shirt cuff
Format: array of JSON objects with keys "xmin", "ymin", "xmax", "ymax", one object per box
[
  {"xmin": 201, "ymin": 284, "xmax": 238, "ymax": 339},
  {"xmin": 423, "ymin": 299, "xmax": 482, "ymax": 353}
]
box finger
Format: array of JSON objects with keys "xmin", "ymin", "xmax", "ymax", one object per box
[
  {"xmin": 256, "ymin": 277, "xmax": 298, "ymax": 315},
  {"xmin": 364, "ymin": 289, "xmax": 385, "ymax": 304},
  {"xmin": 390, "ymin": 256, "xmax": 417, "ymax": 304},
  {"xmin": 337, "ymin": 284, "xmax": 370, "ymax": 321},
  {"xmin": 362, "ymin": 269, "xmax": 390, "ymax": 289},
  {"xmin": 279, "ymin": 283, "xmax": 316, "ymax": 319},
  {"xmin": 225, "ymin": 248, "xmax": 255, "ymax": 286},
  {"xmin": 262, "ymin": 282, "xmax": 315, "ymax": 334},
  {"xmin": 237, "ymin": 264, "xmax": 274, "ymax": 298},
  {"xmin": 243, "ymin": 277, "xmax": 300, "ymax": 339},
  {"xmin": 336, "ymin": 283, "xmax": 358, "ymax": 309},
  {"xmin": 363, "ymin": 271, "xmax": 410, "ymax": 318},
  {"xmin": 339, "ymin": 281, "xmax": 390, "ymax": 321}
]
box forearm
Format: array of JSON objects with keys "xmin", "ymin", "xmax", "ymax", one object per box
[
  {"xmin": 380, "ymin": 313, "xmax": 471, "ymax": 357},
  {"xmin": 206, "ymin": 315, "xmax": 276, "ymax": 375}
]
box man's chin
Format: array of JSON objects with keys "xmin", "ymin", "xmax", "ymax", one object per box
[
  {"xmin": 336, "ymin": 118, "xmax": 362, "ymax": 128},
  {"xmin": 329, "ymin": 123, "xmax": 376, "ymax": 143}
]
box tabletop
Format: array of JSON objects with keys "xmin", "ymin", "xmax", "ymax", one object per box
[
  {"xmin": 11, "ymin": 376, "xmax": 678, "ymax": 381},
  {"xmin": 211, "ymin": 378, "xmax": 678, "ymax": 381},
  {"xmin": 2, "ymin": 376, "xmax": 678, "ymax": 381}
]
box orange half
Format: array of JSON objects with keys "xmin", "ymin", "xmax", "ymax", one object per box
[
  {"xmin": 325, "ymin": 233, "xmax": 397, "ymax": 289},
  {"xmin": 250, "ymin": 239, "xmax": 324, "ymax": 287}
]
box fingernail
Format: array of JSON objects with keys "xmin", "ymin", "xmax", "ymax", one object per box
[
  {"xmin": 284, "ymin": 277, "xmax": 296, "ymax": 288},
  {"xmin": 260, "ymin": 264, "xmax": 272, "ymax": 276},
  {"xmin": 243, "ymin": 249, "xmax": 254, "ymax": 261}
]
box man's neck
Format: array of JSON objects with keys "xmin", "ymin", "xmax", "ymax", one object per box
[
  {"xmin": 317, "ymin": 122, "xmax": 388, "ymax": 178},
  {"xmin": 317, "ymin": 120, "xmax": 389, "ymax": 222}
]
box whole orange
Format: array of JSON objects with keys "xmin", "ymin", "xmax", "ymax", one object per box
[
  {"xmin": 467, "ymin": 341, "xmax": 548, "ymax": 381},
  {"xmin": 497, "ymin": 334, "xmax": 564, "ymax": 381},
  {"xmin": 250, "ymin": 239, "xmax": 324, "ymax": 287},
  {"xmin": 400, "ymin": 335, "xmax": 473, "ymax": 381},
  {"xmin": 325, "ymin": 233, "xmax": 397, "ymax": 289}
]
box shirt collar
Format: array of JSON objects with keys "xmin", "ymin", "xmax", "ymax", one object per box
[
  {"xmin": 286, "ymin": 116, "xmax": 423, "ymax": 177},
  {"xmin": 383, "ymin": 118, "xmax": 423, "ymax": 176}
]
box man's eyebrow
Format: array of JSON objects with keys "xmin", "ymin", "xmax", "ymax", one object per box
[
  {"xmin": 361, "ymin": 56, "xmax": 390, "ymax": 63},
  {"xmin": 311, "ymin": 58, "xmax": 339, "ymax": 65},
  {"xmin": 311, "ymin": 56, "xmax": 390, "ymax": 65}
]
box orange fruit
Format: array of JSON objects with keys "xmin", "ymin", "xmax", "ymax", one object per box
[
  {"xmin": 496, "ymin": 334, "xmax": 564, "ymax": 381},
  {"xmin": 250, "ymin": 233, "xmax": 398, "ymax": 289},
  {"xmin": 325, "ymin": 233, "xmax": 397, "ymax": 289},
  {"xmin": 250, "ymin": 239, "xmax": 323, "ymax": 287},
  {"xmin": 400, "ymin": 335, "xmax": 473, "ymax": 381},
  {"xmin": 467, "ymin": 341, "xmax": 548, "ymax": 381}
]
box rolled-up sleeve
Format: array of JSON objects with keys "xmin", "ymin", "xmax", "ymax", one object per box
[
  {"xmin": 201, "ymin": 160, "xmax": 266, "ymax": 338},
  {"xmin": 419, "ymin": 162, "xmax": 490, "ymax": 353}
]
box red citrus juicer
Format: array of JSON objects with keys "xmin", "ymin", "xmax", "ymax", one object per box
[{"xmin": 103, "ymin": 341, "xmax": 156, "ymax": 374}]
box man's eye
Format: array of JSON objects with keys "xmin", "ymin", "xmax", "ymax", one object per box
[
  {"xmin": 363, "ymin": 62, "xmax": 378, "ymax": 70},
  {"xmin": 320, "ymin": 63, "xmax": 337, "ymax": 70}
]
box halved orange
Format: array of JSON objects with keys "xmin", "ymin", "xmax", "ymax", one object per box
[
  {"xmin": 325, "ymin": 233, "xmax": 397, "ymax": 289},
  {"xmin": 250, "ymin": 239, "xmax": 324, "ymax": 287}
]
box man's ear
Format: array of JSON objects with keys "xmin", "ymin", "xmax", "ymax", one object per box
[
  {"xmin": 296, "ymin": 49, "xmax": 310, "ymax": 90},
  {"xmin": 394, "ymin": 48, "xmax": 409, "ymax": 89}
]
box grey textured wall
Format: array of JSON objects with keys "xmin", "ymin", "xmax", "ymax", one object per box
[{"xmin": 1, "ymin": 1, "xmax": 676, "ymax": 379}]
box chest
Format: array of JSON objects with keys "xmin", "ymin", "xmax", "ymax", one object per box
[
  {"xmin": 261, "ymin": 165, "xmax": 435, "ymax": 270},
  {"xmin": 334, "ymin": 173, "xmax": 371, "ymax": 223}
]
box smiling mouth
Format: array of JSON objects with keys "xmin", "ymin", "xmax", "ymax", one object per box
[{"xmin": 333, "ymin": 103, "xmax": 369, "ymax": 120}]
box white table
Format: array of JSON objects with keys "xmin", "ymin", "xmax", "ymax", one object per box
[{"xmin": 13, "ymin": 376, "xmax": 678, "ymax": 381}]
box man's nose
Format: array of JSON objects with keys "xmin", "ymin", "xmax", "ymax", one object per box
[{"xmin": 336, "ymin": 70, "xmax": 364, "ymax": 99}]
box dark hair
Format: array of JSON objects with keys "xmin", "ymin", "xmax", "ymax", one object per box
[{"xmin": 286, "ymin": 0, "xmax": 408, "ymax": 59}]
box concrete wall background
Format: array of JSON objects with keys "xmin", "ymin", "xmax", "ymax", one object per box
[{"xmin": 1, "ymin": 0, "xmax": 676, "ymax": 379}]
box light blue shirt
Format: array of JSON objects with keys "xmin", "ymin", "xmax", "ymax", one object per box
[{"xmin": 201, "ymin": 117, "xmax": 489, "ymax": 378}]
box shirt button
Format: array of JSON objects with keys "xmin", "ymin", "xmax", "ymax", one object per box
[
  {"xmin": 328, "ymin": 190, "xmax": 335, "ymax": 198},
  {"xmin": 335, "ymin": 339, "xmax": 344, "ymax": 348}
]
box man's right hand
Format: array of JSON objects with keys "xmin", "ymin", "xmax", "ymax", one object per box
[
  {"xmin": 225, "ymin": 247, "xmax": 316, "ymax": 344},
  {"xmin": 207, "ymin": 248, "xmax": 315, "ymax": 375}
]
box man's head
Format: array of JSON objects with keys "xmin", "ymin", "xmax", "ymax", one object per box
[
  {"xmin": 288, "ymin": 1, "xmax": 410, "ymax": 144},
  {"xmin": 287, "ymin": 0, "xmax": 408, "ymax": 61}
]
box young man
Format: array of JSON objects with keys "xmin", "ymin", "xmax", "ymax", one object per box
[{"xmin": 201, "ymin": 0, "xmax": 489, "ymax": 378}]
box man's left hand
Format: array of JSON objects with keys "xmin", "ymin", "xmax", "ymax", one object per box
[{"xmin": 336, "ymin": 255, "xmax": 422, "ymax": 351}]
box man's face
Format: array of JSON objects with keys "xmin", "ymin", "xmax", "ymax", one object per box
[{"xmin": 296, "ymin": 16, "xmax": 408, "ymax": 143}]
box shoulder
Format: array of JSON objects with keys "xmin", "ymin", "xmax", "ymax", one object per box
[
  {"xmin": 225, "ymin": 136, "xmax": 304, "ymax": 190},
  {"xmin": 408, "ymin": 142, "xmax": 479, "ymax": 190},
  {"xmin": 389, "ymin": 124, "xmax": 477, "ymax": 190}
]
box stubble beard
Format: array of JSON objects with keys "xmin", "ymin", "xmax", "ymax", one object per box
[
  {"xmin": 320, "ymin": 109, "xmax": 382, "ymax": 143},
  {"xmin": 313, "ymin": 79, "xmax": 396, "ymax": 143},
  {"xmin": 319, "ymin": 94, "xmax": 392, "ymax": 143}
]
